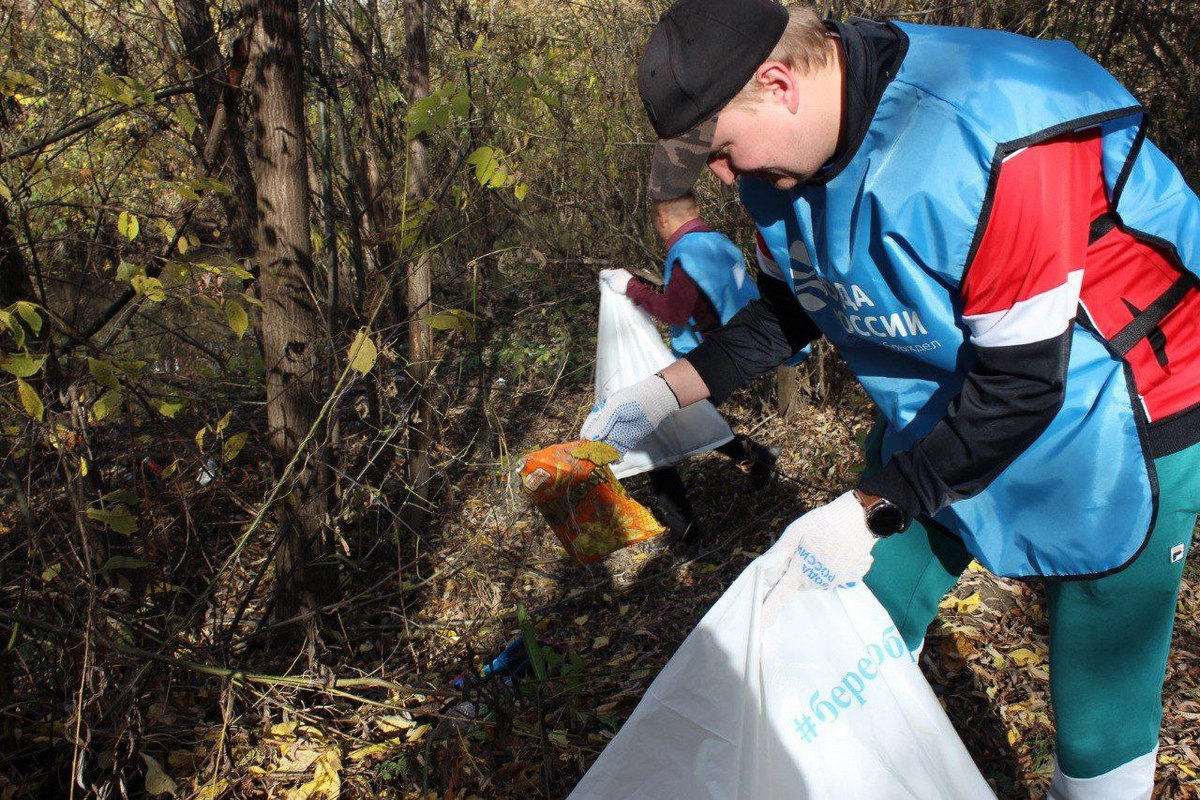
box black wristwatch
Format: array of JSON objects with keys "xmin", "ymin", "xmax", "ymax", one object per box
[{"xmin": 854, "ymin": 489, "xmax": 910, "ymax": 538}]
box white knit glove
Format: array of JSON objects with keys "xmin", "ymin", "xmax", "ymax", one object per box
[
  {"xmin": 599, "ymin": 268, "xmax": 634, "ymax": 295},
  {"xmin": 580, "ymin": 374, "xmax": 679, "ymax": 456},
  {"xmin": 764, "ymin": 491, "xmax": 879, "ymax": 607}
]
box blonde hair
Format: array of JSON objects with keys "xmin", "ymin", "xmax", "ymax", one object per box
[{"xmin": 728, "ymin": 5, "xmax": 834, "ymax": 107}]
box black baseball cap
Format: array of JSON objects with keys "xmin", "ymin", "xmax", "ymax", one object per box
[{"xmin": 639, "ymin": 0, "xmax": 789, "ymax": 200}]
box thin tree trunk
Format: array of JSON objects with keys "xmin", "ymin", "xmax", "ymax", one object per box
[
  {"xmin": 244, "ymin": 0, "xmax": 333, "ymax": 627},
  {"xmin": 402, "ymin": 0, "xmax": 434, "ymax": 532},
  {"xmin": 173, "ymin": 0, "xmax": 258, "ymax": 260}
]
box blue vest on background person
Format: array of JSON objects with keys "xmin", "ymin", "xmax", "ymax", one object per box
[
  {"xmin": 741, "ymin": 22, "xmax": 1200, "ymax": 579},
  {"xmin": 663, "ymin": 230, "xmax": 760, "ymax": 356}
]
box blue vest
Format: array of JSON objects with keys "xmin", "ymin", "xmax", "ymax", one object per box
[
  {"xmin": 741, "ymin": 22, "xmax": 1200, "ymax": 578},
  {"xmin": 664, "ymin": 230, "xmax": 760, "ymax": 356}
]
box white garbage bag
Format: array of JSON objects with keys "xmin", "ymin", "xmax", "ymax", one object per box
[
  {"xmin": 594, "ymin": 280, "xmax": 734, "ymax": 479},
  {"xmin": 569, "ymin": 532, "xmax": 997, "ymax": 800}
]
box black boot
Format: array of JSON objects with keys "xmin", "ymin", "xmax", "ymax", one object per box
[{"xmin": 647, "ymin": 467, "xmax": 703, "ymax": 542}]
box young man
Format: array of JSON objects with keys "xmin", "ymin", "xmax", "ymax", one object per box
[
  {"xmin": 599, "ymin": 193, "xmax": 776, "ymax": 541},
  {"xmin": 582, "ymin": 1, "xmax": 1200, "ymax": 797}
]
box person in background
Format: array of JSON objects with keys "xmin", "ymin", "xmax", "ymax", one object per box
[
  {"xmin": 584, "ymin": 1, "xmax": 1200, "ymax": 796},
  {"xmin": 598, "ymin": 192, "xmax": 777, "ymax": 542}
]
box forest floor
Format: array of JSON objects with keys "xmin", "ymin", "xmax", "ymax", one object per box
[
  {"xmin": 140, "ymin": 374, "xmax": 1200, "ymax": 800},
  {"xmin": 8, "ymin": 361, "xmax": 1198, "ymax": 799}
]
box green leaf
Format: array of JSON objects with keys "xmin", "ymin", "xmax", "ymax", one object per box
[
  {"xmin": 222, "ymin": 431, "xmax": 248, "ymax": 463},
  {"xmin": 514, "ymin": 182, "xmax": 529, "ymax": 202},
  {"xmin": 487, "ymin": 164, "xmax": 509, "ymax": 189},
  {"xmin": 510, "ymin": 74, "xmax": 532, "ymax": 94},
  {"xmin": 12, "ymin": 301, "xmax": 42, "ymax": 335},
  {"xmin": 101, "ymin": 489, "xmax": 140, "ymax": 506},
  {"xmin": 174, "ymin": 183, "xmax": 201, "ymax": 203},
  {"xmin": 0, "ymin": 352, "xmax": 45, "ymax": 378},
  {"xmin": 96, "ymin": 72, "xmax": 134, "ymax": 105},
  {"xmin": 117, "ymin": 211, "xmax": 139, "ymax": 241},
  {"xmin": 215, "ymin": 410, "xmax": 232, "ymax": 435},
  {"xmin": 0, "ymin": 309, "xmax": 23, "ymax": 349},
  {"xmin": 88, "ymin": 357, "xmax": 121, "ymax": 390},
  {"xmin": 16, "ymin": 378, "xmax": 42, "ymax": 421},
  {"xmin": 175, "ymin": 105, "xmax": 197, "ymax": 136},
  {"xmin": 451, "ymin": 91, "xmax": 471, "ymax": 118},
  {"xmin": 117, "ymin": 260, "xmax": 141, "ymax": 282},
  {"xmin": 195, "ymin": 426, "xmax": 207, "ymax": 451},
  {"xmin": 91, "ymin": 389, "xmax": 123, "ymax": 422},
  {"xmin": 102, "ymin": 555, "xmax": 148, "ymax": 571},
  {"xmin": 347, "ymin": 329, "xmax": 378, "ymax": 375},
  {"xmin": 176, "ymin": 235, "xmax": 190, "ymax": 255},
  {"xmin": 0, "ymin": 178, "xmax": 11, "ymax": 202},
  {"xmin": 466, "ymin": 146, "xmax": 500, "ymax": 186},
  {"xmin": 41, "ymin": 563, "xmax": 62, "ymax": 582},
  {"xmin": 517, "ymin": 605, "xmax": 547, "ymax": 683},
  {"xmin": 157, "ymin": 399, "xmax": 183, "ymax": 419},
  {"xmin": 86, "ymin": 505, "xmax": 138, "ymax": 534},
  {"xmin": 224, "ymin": 300, "xmax": 248, "ymax": 339}
]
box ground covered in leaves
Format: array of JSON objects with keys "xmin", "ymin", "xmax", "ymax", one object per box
[
  {"xmin": 146, "ymin": 387, "xmax": 1200, "ymax": 797},
  {"xmin": 5, "ymin": 364, "xmax": 1198, "ymax": 799}
]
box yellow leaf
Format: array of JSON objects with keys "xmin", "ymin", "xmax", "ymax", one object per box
[
  {"xmin": 17, "ymin": 378, "xmax": 42, "ymax": 421},
  {"xmin": 1008, "ymin": 647, "xmax": 1043, "ymax": 667},
  {"xmin": 966, "ymin": 560, "xmax": 986, "ymax": 573},
  {"xmin": 131, "ymin": 274, "xmax": 165, "ymax": 302},
  {"xmin": 118, "ymin": 211, "xmax": 140, "ymax": 241},
  {"xmin": 376, "ymin": 715, "xmax": 416, "ymax": 733},
  {"xmin": 225, "ymin": 300, "xmax": 248, "ymax": 339},
  {"xmin": 406, "ymin": 723, "xmax": 431, "ymax": 743},
  {"xmin": 347, "ymin": 329, "xmax": 377, "ymax": 375},
  {"xmin": 41, "ymin": 563, "xmax": 61, "ymax": 582},
  {"xmin": 141, "ymin": 754, "xmax": 178, "ymax": 796},
  {"xmin": 347, "ymin": 737, "xmax": 401, "ymax": 762},
  {"xmin": 955, "ymin": 592, "xmax": 982, "ymax": 614},
  {"xmin": 285, "ymin": 747, "xmax": 341, "ymax": 800},
  {"xmin": 270, "ymin": 721, "xmax": 299, "ymax": 738},
  {"xmin": 1006, "ymin": 728, "xmax": 1021, "ymax": 747},
  {"xmin": 569, "ymin": 440, "xmax": 619, "ymax": 466},
  {"xmin": 222, "ymin": 431, "xmax": 248, "ymax": 463},
  {"xmin": 592, "ymin": 636, "xmax": 609, "ymax": 649},
  {"xmin": 195, "ymin": 778, "xmax": 228, "ymax": 800}
]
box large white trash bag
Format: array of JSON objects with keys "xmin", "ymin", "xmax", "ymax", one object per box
[
  {"xmin": 569, "ymin": 532, "xmax": 997, "ymax": 800},
  {"xmin": 594, "ymin": 280, "xmax": 733, "ymax": 479}
]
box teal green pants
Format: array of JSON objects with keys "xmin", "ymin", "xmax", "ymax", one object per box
[{"xmin": 863, "ymin": 429, "xmax": 1200, "ymax": 779}]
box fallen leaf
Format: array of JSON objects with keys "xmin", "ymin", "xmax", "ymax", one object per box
[
  {"xmin": 285, "ymin": 747, "xmax": 341, "ymax": 800},
  {"xmin": 141, "ymin": 754, "xmax": 177, "ymax": 796},
  {"xmin": 1008, "ymin": 647, "xmax": 1043, "ymax": 667}
]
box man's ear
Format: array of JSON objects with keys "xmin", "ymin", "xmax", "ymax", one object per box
[{"xmin": 754, "ymin": 61, "xmax": 800, "ymax": 114}]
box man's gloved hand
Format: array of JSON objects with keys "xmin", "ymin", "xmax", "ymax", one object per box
[
  {"xmin": 580, "ymin": 373, "xmax": 680, "ymax": 456},
  {"xmin": 770, "ymin": 491, "xmax": 879, "ymax": 594},
  {"xmin": 599, "ymin": 268, "xmax": 634, "ymax": 295}
]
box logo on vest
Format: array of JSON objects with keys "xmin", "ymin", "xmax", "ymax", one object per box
[{"xmin": 787, "ymin": 241, "xmax": 934, "ymax": 346}]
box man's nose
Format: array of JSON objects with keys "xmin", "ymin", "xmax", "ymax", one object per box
[{"xmin": 706, "ymin": 158, "xmax": 736, "ymax": 186}]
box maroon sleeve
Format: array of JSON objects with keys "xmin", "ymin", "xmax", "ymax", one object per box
[{"xmin": 625, "ymin": 263, "xmax": 710, "ymax": 326}]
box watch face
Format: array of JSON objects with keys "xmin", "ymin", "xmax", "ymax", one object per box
[{"xmin": 867, "ymin": 501, "xmax": 907, "ymax": 537}]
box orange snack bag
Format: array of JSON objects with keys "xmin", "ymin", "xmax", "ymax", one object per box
[{"xmin": 519, "ymin": 440, "xmax": 666, "ymax": 563}]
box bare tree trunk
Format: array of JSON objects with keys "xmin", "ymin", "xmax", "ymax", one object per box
[
  {"xmin": 402, "ymin": 0, "xmax": 434, "ymax": 532},
  {"xmin": 244, "ymin": 0, "xmax": 333, "ymax": 627},
  {"xmin": 174, "ymin": 0, "xmax": 258, "ymax": 260}
]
